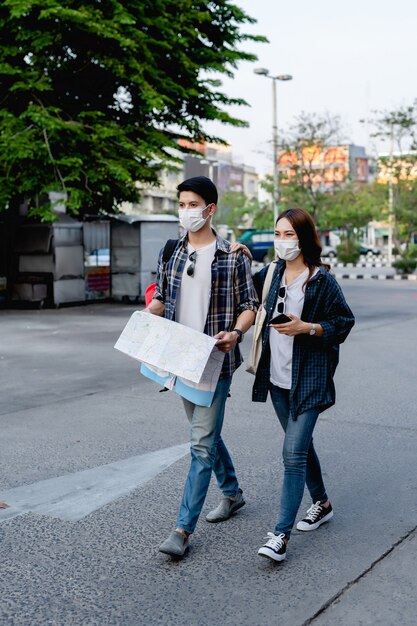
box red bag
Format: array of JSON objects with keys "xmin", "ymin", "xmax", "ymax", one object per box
[{"xmin": 145, "ymin": 283, "xmax": 156, "ymax": 307}]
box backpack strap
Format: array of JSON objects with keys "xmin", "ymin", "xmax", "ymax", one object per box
[
  {"xmin": 162, "ymin": 239, "xmax": 178, "ymax": 264},
  {"xmin": 162, "ymin": 239, "xmax": 179, "ymax": 297}
]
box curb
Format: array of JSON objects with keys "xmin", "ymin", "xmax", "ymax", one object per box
[
  {"xmin": 331, "ymin": 263, "xmax": 390, "ymax": 268},
  {"xmin": 332, "ymin": 273, "xmax": 417, "ymax": 281}
]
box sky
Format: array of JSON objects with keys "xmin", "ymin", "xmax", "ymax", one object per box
[{"xmin": 204, "ymin": 0, "xmax": 417, "ymax": 174}]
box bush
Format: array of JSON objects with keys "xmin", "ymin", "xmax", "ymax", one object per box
[
  {"xmin": 393, "ymin": 258, "xmax": 417, "ymax": 274},
  {"xmin": 393, "ymin": 245, "xmax": 417, "ymax": 274},
  {"xmin": 336, "ymin": 239, "xmax": 361, "ymax": 264},
  {"xmin": 405, "ymin": 244, "xmax": 417, "ymax": 259}
]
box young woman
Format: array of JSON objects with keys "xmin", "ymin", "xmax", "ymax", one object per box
[{"xmin": 238, "ymin": 207, "xmax": 354, "ymax": 562}]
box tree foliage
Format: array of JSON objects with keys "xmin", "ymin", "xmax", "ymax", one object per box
[
  {"xmin": 277, "ymin": 111, "xmax": 345, "ymax": 222},
  {"xmin": 272, "ymin": 106, "xmax": 417, "ymax": 247},
  {"xmin": 217, "ymin": 189, "xmax": 272, "ymax": 230},
  {"xmin": 371, "ymin": 104, "xmax": 417, "ymax": 152},
  {"xmin": 0, "ymin": 0, "xmax": 265, "ymax": 219},
  {"xmin": 371, "ymin": 103, "xmax": 417, "ymax": 247},
  {"xmin": 395, "ymin": 181, "xmax": 417, "ymax": 244},
  {"xmin": 320, "ymin": 182, "xmax": 384, "ymax": 236}
]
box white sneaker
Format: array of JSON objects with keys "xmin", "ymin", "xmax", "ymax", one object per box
[
  {"xmin": 296, "ymin": 501, "xmax": 334, "ymax": 531},
  {"xmin": 258, "ymin": 532, "xmax": 287, "ymax": 562}
]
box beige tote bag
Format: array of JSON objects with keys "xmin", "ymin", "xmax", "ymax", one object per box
[{"xmin": 246, "ymin": 262, "xmax": 276, "ymax": 375}]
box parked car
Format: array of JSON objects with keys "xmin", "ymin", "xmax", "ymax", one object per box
[
  {"xmin": 238, "ymin": 230, "xmax": 274, "ymax": 263},
  {"xmin": 359, "ymin": 244, "xmax": 381, "ymax": 256},
  {"xmin": 319, "ymin": 230, "xmax": 341, "ymax": 258},
  {"xmin": 321, "ymin": 245, "xmax": 337, "ymax": 258}
]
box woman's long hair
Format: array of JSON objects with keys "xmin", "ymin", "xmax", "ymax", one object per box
[{"xmin": 276, "ymin": 207, "xmax": 330, "ymax": 285}]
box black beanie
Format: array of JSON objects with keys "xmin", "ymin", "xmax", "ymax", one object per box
[{"xmin": 177, "ymin": 176, "xmax": 218, "ymax": 205}]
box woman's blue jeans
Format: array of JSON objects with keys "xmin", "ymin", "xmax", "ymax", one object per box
[
  {"xmin": 176, "ymin": 376, "xmax": 239, "ymax": 534},
  {"xmin": 270, "ymin": 384, "xmax": 328, "ymax": 539}
]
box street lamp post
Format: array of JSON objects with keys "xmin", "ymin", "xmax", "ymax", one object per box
[{"xmin": 254, "ymin": 68, "xmax": 293, "ymax": 224}]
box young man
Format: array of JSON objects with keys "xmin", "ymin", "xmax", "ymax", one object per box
[{"xmin": 147, "ymin": 176, "xmax": 258, "ymax": 557}]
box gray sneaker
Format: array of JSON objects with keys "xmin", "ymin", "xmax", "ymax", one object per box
[
  {"xmin": 205, "ymin": 488, "xmax": 245, "ymax": 523},
  {"xmin": 159, "ymin": 530, "xmax": 189, "ymax": 557}
]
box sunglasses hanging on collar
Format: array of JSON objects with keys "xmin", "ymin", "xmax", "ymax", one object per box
[{"xmin": 187, "ymin": 251, "xmax": 197, "ymax": 277}]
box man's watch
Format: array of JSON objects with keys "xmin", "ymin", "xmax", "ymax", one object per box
[
  {"xmin": 232, "ymin": 328, "xmax": 243, "ymax": 343},
  {"xmin": 309, "ymin": 323, "xmax": 317, "ymax": 336}
]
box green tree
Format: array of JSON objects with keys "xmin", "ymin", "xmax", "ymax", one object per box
[
  {"xmin": 278, "ymin": 111, "xmax": 345, "ymax": 223},
  {"xmin": 317, "ymin": 182, "xmax": 381, "ymax": 264},
  {"xmin": 395, "ymin": 181, "xmax": 417, "ymax": 245},
  {"xmin": 0, "ymin": 0, "xmax": 265, "ymax": 220},
  {"xmin": 371, "ymin": 104, "xmax": 417, "ymax": 248},
  {"xmin": 252, "ymin": 202, "xmax": 274, "ymax": 230},
  {"xmin": 320, "ymin": 182, "xmax": 385, "ymax": 237},
  {"xmin": 217, "ymin": 189, "xmax": 272, "ymax": 230}
]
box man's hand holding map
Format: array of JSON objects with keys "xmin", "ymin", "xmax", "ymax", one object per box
[{"xmin": 114, "ymin": 311, "xmax": 225, "ymax": 406}]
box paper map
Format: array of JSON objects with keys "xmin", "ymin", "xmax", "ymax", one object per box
[{"xmin": 114, "ymin": 312, "xmax": 225, "ymax": 397}]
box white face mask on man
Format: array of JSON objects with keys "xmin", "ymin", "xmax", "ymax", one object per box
[
  {"xmin": 178, "ymin": 205, "xmax": 211, "ymax": 233},
  {"xmin": 274, "ymin": 239, "xmax": 301, "ymax": 261}
]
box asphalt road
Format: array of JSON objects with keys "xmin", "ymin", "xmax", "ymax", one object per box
[{"xmin": 1, "ymin": 279, "xmax": 417, "ymax": 626}]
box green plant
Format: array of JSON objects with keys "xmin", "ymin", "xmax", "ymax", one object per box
[
  {"xmin": 392, "ymin": 258, "xmax": 417, "ymax": 274},
  {"xmin": 393, "ymin": 244, "xmax": 417, "ymax": 274},
  {"xmin": 336, "ymin": 239, "xmax": 360, "ymax": 264},
  {"xmin": 405, "ymin": 244, "xmax": 417, "ymax": 259}
]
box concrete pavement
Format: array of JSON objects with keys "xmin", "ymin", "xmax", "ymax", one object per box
[{"xmin": 1, "ymin": 281, "xmax": 417, "ymax": 625}]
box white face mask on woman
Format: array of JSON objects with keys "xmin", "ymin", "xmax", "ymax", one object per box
[
  {"xmin": 274, "ymin": 239, "xmax": 301, "ymax": 261},
  {"xmin": 178, "ymin": 206, "xmax": 211, "ymax": 233}
]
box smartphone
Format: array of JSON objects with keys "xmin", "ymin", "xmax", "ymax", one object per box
[{"xmin": 270, "ymin": 313, "xmax": 292, "ymax": 325}]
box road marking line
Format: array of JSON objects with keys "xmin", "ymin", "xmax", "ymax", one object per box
[{"xmin": 0, "ymin": 443, "xmax": 189, "ymax": 524}]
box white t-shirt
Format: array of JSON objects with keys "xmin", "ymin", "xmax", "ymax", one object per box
[
  {"xmin": 176, "ymin": 241, "xmax": 216, "ymax": 332},
  {"xmin": 269, "ymin": 267, "xmax": 318, "ymax": 389}
]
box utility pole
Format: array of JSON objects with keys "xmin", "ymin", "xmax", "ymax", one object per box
[
  {"xmin": 387, "ymin": 123, "xmax": 394, "ymax": 266},
  {"xmin": 254, "ymin": 69, "xmax": 293, "ymax": 224}
]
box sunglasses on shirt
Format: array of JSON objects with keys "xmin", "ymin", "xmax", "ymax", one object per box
[
  {"xmin": 187, "ymin": 251, "xmax": 197, "ymax": 277},
  {"xmin": 276, "ymin": 285, "xmax": 287, "ymax": 313},
  {"xmin": 270, "ymin": 286, "xmax": 291, "ymax": 324}
]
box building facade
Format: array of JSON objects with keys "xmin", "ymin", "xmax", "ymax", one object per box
[
  {"xmin": 278, "ymin": 144, "xmax": 370, "ymax": 190},
  {"xmin": 121, "ymin": 141, "xmax": 260, "ymax": 216}
]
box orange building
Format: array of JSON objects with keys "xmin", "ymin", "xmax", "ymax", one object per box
[{"xmin": 278, "ymin": 144, "xmax": 369, "ymax": 190}]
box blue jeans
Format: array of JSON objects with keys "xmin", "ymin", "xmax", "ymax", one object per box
[
  {"xmin": 270, "ymin": 384, "xmax": 328, "ymax": 539},
  {"xmin": 176, "ymin": 376, "xmax": 240, "ymax": 534}
]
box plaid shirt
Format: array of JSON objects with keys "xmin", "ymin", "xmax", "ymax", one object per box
[
  {"xmin": 154, "ymin": 232, "xmax": 258, "ymax": 379},
  {"xmin": 252, "ymin": 261, "xmax": 355, "ymax": 418}
]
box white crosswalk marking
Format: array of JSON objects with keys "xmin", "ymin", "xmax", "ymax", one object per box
[{"xmin": 0, "ymin": 443, "xmax": 189, "ymax": 524}]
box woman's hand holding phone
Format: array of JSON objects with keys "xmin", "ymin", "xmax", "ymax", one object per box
[
  {"xmin": 269, "ymin": 313, "xmax": 313, "ymax": 337},
  {"xmin": 269, "ymin": 313, "xmax": 292, "ymax": 325}
]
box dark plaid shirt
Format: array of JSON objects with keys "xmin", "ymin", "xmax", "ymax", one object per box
[
  {"xmin": 154, "ymin": 232, "xmax": 258, "ymax": 379},
  {"xmin": 252, "ymin": 261, "xmax": 355, "ymax": 418}
]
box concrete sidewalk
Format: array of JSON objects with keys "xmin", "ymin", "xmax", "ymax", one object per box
[{"xmin": 311, "ymin": 530, "xmax": 417, "ymax": 625}]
